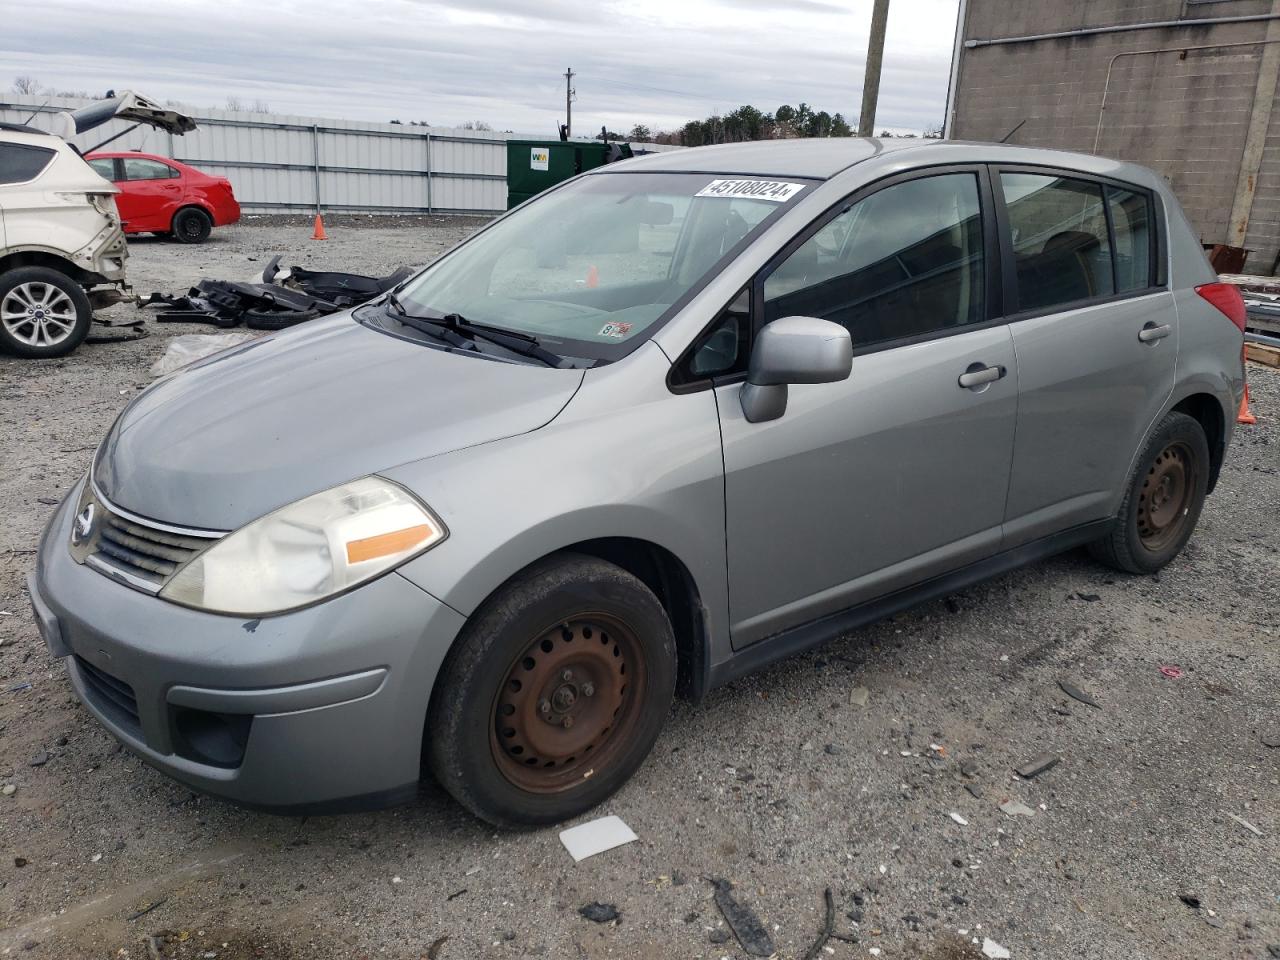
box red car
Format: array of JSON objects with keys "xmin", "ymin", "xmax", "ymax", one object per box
[{"xmin": 85, "ymin": 151, "xmax": 240, "ymax": 244}]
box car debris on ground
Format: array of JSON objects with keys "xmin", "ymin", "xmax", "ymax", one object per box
[
  {"xmin": 136, "ymin": 255, "xmax": 411, "ymax": 330},
  {"xmin": 558, "ymin": 814, "xmax": 638, "ymax": 862},
  {"xmin": 711, "ymin": 878, "xmax": 775, "ymax": 957}
]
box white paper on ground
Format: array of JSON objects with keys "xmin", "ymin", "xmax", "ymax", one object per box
[{"xmin": 559, "ymin": 815, "xmax": 638, "ymax": 862}]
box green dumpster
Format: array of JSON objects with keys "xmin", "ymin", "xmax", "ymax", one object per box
[{"xmin": 506, "ymin": 139, "xmax": 634, "ymax": 209}]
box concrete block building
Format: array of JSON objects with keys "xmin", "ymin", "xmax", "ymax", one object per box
[{"xmin": 945, "ymin": 0, "xmax": 1280, "ymax": 273}]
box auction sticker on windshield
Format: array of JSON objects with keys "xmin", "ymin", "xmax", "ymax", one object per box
[{"xmin": 695, "ymin": 179, "xmax": 806, "ymax": 202}]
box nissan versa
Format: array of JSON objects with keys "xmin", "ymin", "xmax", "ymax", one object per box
[{"xmin": 31, "ymin": 140, "xmax": 1245, "ymax": 826}]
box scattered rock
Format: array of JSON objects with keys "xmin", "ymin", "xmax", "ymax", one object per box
[
  {"xmin": 578, "ymin": 902, "xmax": 620, "ymax": 924},
  {"xmin": 1015, "ymin": 753, "xmax": 1060, "ymax": 779},
  {"xmin": 28, "ymin": 751, "xmax": 50, "ymax": 767},
  {"xmin": 965, "ymin": 783, "xmax": 984, "ymax": 799},
  {"xmin": 823, "ymin": 743, "xmax": 840, "ymax": 755},
  {"xmin": 426, "ymin": 935, "xmax": 449, "ymax": 960},
  {"xmin": 1057, "ymin": 679, "xmax": 1101, "ymax": 709},
  {"xmin": 849, "ymin": 686, "xmax": 869, "ymax": 708},
  {"xmin": 949, "ymin": 812, "xmax": 969, "ymax": 826},
  {"xmin": 14, "ymin": 856, "xmax": 28, "ymax": 867},
  {"xmin": 709, "ymin": 928, "xmax": 731, "ymax": 944},
  {"xmin": 1265, "ymin": 944, "xmax": 1280, "ymax": 958},
  {"xmin": 960, "ymin": 759, "xmax": 980, "ymax": 777},
  {"xmin": 982, "ymin": 938, "xmax": 1011, "ymax": 959},
  {"xmin": 2, "ymin": 784, "xmax": 15, "ymax": 797},
  {"xmin": 1261, "ymin": 731, "xmax": 1280, "ymax": 749},
  {"xmin": 1178, "ymin": 893, "xmax": 1201, "ymax": 910},
  {"xmin": 999, "ymin": 799, "xmax": 1035, "ymax": 818},
  {"xmin": 1075, "ymin": 592, "xmax": 1101, "ymax": 602}
]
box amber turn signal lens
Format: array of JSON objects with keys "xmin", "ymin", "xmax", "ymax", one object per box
[{"xmin": 346, "ymin": 524, "xmax": 434, "ymax": 564}]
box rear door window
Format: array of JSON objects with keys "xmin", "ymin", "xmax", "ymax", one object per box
[
  {"xmin": 762, "ymin": 172, "xmax": 986, "ymax": 348},
  {"xmin": 1107, "ymin": 186, "xmax": 1154, "ymax": 293},
  {"xmin": 122, "ymin": 157, "xmax": 177, "ymax": 180},
  {"xmin": 0, "ymin": 142, "xmax": 55, "ymax": 184},
  {"xmin": 999, "ymin": 173, "xmax": 1115, "ymax": 312},
  {"xmin": 87, "ymin": 157, "xmax": 118, "ymax": 180}
]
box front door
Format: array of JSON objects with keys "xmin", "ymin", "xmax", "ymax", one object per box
[{"xmin": 718, "ymin": 169, "xmax": 1019, "ymax": 647}]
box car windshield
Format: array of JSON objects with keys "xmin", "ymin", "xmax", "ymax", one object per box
[{"xmin": 392, "ymin": 171, "xmax": 812, "ymax": 361}]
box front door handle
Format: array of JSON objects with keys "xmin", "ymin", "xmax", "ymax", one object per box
[
  {"xmin": 1139, "ymin": 322, "xmax": 1171, "ymax": 343},
  {"xmin": 958, "ymin": 363, "xmax": 1006, "ymax": 389}
]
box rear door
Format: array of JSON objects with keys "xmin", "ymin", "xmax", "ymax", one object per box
[
  {"xmin": 117, "ymin": 156, "xmax": 183, "ymax": 232},
  {"xmin": 714, "ymin": 167, "xmax": 1019, "ymax": 647},
  {"xmin": 994, "ymin": 168, "xmax": 1175, "ymax": 546}
]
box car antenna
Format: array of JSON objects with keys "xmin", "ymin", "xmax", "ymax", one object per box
[{"xmin": 21, "ymin": 99, "xmax": 52, "ymax": 125}]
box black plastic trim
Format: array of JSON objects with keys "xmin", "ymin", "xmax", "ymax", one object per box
[{"xmin": 704, "ymin": 519, "xmax": 1113, "ymax": 693}]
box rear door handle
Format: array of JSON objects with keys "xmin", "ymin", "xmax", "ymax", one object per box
[
  {"xmin": 958, "ymin": 363, "xmax": 1006, "ymax": 389},
  {"xmin": 1139, "ymin": 322, "xmax": 1171, "ymax": 343}
]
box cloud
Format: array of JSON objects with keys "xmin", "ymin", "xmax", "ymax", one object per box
[{"xmin": 1, "ymin": 0, "xmax": 958, "ymax": 134}]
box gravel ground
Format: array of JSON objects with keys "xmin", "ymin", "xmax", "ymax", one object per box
[{"xmin": 1, "ymin": 221, "xmax": 1278, "ymax": 960}]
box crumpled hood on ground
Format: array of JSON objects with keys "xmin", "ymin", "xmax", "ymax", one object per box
[{"xmin": 93, "ymin": 314, "xmax": 583, "ymax": 530}]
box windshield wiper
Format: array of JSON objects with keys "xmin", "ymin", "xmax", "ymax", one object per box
[
  {"xmin": 385, "ymin": 292, "xmax": 478, "ymax": 353},
  {"xmin": 388, "ymin": 294, "xmax": 568, "ymax": 368}
]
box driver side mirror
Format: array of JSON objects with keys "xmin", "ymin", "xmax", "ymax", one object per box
[{"xmin": 740, "ymin": 316, "xmax": 852, "ymax": 423}]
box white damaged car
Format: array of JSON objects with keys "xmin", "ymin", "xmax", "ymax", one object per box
[{"xmin": 0, "ymin": 92, "xmax": 194, "ymax": 357}]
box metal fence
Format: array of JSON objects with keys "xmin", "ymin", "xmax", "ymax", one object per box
[{"xmin": 0, "ymin": 94, "xmax": 677, "ymax": 217}]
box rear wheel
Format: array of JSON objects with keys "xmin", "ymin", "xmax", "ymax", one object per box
[
  {"xmin": 1089, "ymin": 411, "xmax": 1209, "ymax": 574},
  {"xmin": 172, "ymin": 207, "xmax": 213, "ymax": 244},
  {"xmin": 427, "ymin": 554, "xmax": 676, "ymax": 827},
  {"xmin": 0, "ymin": 267, "xmax": 92, "ymax": 358}
]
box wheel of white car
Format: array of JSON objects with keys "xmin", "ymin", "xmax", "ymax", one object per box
[{"xmin": 0, "ymin": 267, "xmax": 93, "ymax": 359}]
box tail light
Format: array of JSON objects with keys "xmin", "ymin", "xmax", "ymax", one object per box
[{"xmin": 1195, "ymin": 282, "xmax": 1247, "ymax": 333}]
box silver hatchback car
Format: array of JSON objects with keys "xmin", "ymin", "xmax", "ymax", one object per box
[{"xmin": 31, "ymin": 139, "xmax": 1246, "ymax": 826}]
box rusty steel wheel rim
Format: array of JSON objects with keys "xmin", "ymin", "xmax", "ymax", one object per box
[
  {"xmin": 1137, "ymin": 440, "xmax": 1196, "ymax": 551},
  {"xmin": 490, "ymin": 614, "xmax": 647, "ymax": 794}
]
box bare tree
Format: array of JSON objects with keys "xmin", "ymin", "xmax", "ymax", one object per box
[
  {"xmin": 459, "ymin": 120, "xmax": 493, "ymax": 131},
  {"xmin": 12, "ymin": 75, "xmax": 44, "ymax": 95}
]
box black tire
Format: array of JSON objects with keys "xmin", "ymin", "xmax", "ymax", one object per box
[
  {"xmin": 427, "ymin": 553, "xmax": 677, "ymax": 827},
  {"xmin": 243, "ymin": 308, "xmax": 319, "ymax": 330},
  {"xmin": 0, "ymin": 266, "xmax": 92, "ymax": 359},
  {"xmin": 171, "ymin": 207, "xmax": 213, "ymax": 244},
  {"xmin": 1089, "ymin": 411, "xmax": 1210, "ymax": 574}
]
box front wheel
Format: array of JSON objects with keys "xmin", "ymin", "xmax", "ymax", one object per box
[
  {"xmin": 1089, "ymin": 411, "xmax": 1210, "ymax": 574},
  {"xmin": 427, "ymin": 554, "xmax": 676, "ymax": 827}
]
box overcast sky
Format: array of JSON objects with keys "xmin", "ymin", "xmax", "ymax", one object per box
[{"xmin": 3, "ymin": 0, "xmax": 960, "ymax": 135}]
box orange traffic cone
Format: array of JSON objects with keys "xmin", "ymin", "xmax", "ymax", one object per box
[
  {"xmin": 1237, "ymin": 383, "xmax": 1257, "ymax": 425},
  {"xmin": 585, "ymin": 264, "xmax": 599, "ymax": 289},
  {"xmin": 312, "ymin": 214, "xmax": 327, "ymax": 240}
]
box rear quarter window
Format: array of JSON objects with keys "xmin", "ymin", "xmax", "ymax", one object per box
[{"xmin": 0, "ymin": 142, "xmax": 56, "ymax": 185}]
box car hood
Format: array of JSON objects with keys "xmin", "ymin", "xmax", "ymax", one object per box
[{"xmin": 93, "ymin": 314, "xmax": 584, "ymax": 530}]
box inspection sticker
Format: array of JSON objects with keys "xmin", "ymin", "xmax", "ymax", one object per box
[
  {"xmin": 695, "ymin": 179, "xmax": 806, "ymax": 202},
  {"xmin": 530, "ymin": 147, "xmax": 550, "ymax": 171},
  {"xmin": 597, "ymin": 321, "xmax": 633, "ymax": 339}
]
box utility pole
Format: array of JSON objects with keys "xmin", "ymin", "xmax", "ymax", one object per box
[
  {"xmin": 564, "ymin": 67, "xmax": 576, "ymax": 139},
  {"xmin": 857, "ymin": 0, "xmax": 890, "ymax": 137}
]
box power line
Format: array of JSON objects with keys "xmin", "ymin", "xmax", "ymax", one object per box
[{"xmin": 585, "ymin": 76, "xmax": 706, "ymax": 100}]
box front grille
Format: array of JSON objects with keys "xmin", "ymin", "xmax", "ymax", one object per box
[
  {"xmin": 95, "ymin": 512, "xmax": 207, "ymax": 583},
  {"xmin": 71, "ymin": 482, "xmax": 223, "ymax": 594},
  {"xmin": 76, "ymin": 656, "xmax": 142, "ymax": 736}
]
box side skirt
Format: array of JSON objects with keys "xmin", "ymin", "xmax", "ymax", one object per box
[{"xmin": 703, "ymin": 519, "xmax": 1113, "ymax": 694}]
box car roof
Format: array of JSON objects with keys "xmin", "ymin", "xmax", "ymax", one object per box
[
  {"xmin": 600, "ymin": 138, "xmax": 1164, "ymax": 192},
  {"xmin": 86, "ymin": 150, "xmax": 173, "ymax": 161},
  {"xmin": 603, "ymin": 137, "xmax": 925, "ymax": 179}
]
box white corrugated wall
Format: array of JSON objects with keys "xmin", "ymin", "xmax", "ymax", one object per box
[{"xmin": 0, "ymin": 94, "xmax": 680, "ymax": 216}]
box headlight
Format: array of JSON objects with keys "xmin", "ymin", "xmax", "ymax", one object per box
[{"xmin": 160, "ymin": 477, "xmax": 446, "ymax": 616}]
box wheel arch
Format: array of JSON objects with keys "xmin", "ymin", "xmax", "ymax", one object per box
[
  {"xmin": 171, "ymin": 203, "xmax": 214, "ymax": 229},
  {"xmin": 1168, "ymin": 390, "xmax": 1229, "ymax": 494},
  {"xmin": 0, "ymin": 249, "xmax": 99, "ymax": 286}
]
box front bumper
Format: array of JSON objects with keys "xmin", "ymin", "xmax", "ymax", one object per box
[{"xmin": 30, "ymin": 483, "xmax": 466, "ymax": 812}]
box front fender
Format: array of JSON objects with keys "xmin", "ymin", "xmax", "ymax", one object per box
[{"xmin": 386, "ymin": 343, "xmax": 731, "ymax": 663}]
